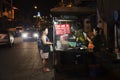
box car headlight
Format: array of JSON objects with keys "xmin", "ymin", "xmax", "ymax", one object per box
[
  {"xmin": 22, "ymin": 33, "xmax": 28, "ymax": 38},
  {"xmin": 33, "ymin": 33, "xmax": 39, "ymax": 38}
]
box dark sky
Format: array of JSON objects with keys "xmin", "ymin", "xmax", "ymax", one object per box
[
  {"xmin": 13, "ymin": 0, "xmax": 61, "ymax": 16},
  {"xmin": 11, "ymin": 0, "xmax": 61, "ymax": 26}
]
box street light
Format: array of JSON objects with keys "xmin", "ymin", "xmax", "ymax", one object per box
[
  {"xmin": 34, "ymin": 0, "xmax": 38, "ymax": 9},
  {"xmin": 34, "ymin": 5, "xmax": 37, "ymax": 9}
]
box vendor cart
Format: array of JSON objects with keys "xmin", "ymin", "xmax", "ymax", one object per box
[
  {"xmin": 50, "ymin": 5, "xmax": 97, "ymax": 75},
  {"xmin": 52, "ymin": 17, "xmax": 96, "ymax": 75}
]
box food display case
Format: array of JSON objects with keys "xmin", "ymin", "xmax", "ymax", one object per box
[{"xmin": 53, "ymin": 18, "xmax": 87, "ymax": 50}]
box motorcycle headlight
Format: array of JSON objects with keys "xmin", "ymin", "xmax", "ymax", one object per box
[
  {"xmin": 33, "ymin": 33, "xmax": 39, "ymax": 38},
  {"xmin": 22, "ymin": 33, "xmax": 28, "ymax": 38}
]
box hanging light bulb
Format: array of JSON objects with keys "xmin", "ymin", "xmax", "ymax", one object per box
[{"xmin": 67, "ymin": 0, "xmax": 73, "ymax": 7}]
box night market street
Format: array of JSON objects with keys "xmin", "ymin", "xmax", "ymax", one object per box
[
  {"xmin": 1, "ymin": 0, "xmax": 120, "ymax": 80},
  {"xmin": 0, "ymin": 37, "xmax": 120, "ymax": 80}
]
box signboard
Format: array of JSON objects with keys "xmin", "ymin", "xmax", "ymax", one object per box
[{"xmin": 55, "ymin": 24, "xmax": 71, "ymax": 35}]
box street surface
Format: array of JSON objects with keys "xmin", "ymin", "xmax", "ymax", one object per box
[
  {"xmin": 0, "ymin": 37, "xmax": 54, "ymax": 80},
  {"xmin": 0, "ymin": 37, "xmax": 120, "ymax": 80}
]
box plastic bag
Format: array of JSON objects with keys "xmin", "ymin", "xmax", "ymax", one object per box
[
  {"xmin": 50, "ymin": 45, "xmax": 53, "ymax": 52},
  {"xmin": 88, "ymin": 42, "xmax": 94, "ymax": 49}
]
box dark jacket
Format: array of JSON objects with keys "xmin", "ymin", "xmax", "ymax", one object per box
[{"xmin": 92, "ymin": 34, "xmax": 102, "ymax": 52}]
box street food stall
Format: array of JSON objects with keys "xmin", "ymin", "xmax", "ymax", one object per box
[{"xmin": 50, "ymin": 6, "xmax": 96, "ymax": 72}]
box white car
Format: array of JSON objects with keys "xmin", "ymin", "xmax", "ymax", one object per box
[
  {"xmin": 0, "ymin": 30, "xmax": 14, "ymax": 47},
  {"xmin": 21, "ymin": 29, "xmax": 39, "ymax": 41}
]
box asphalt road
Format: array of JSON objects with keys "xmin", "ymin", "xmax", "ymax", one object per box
[
  {"xmin": 0, "ymin": 37, "xmax": 120, "ymax": 80},
  {"xmin": 0, "ymin": 37, "xmax": 54, "ymax": 80}
]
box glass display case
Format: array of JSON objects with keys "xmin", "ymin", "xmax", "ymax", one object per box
[{"xmin": 53, "ymin": 17, "xmax": 88, "ymax": 51}]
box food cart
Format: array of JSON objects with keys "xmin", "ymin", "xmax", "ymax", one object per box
[{"xmin": 50, "ymin": 6, "xmax": 96, "ymax": 73}]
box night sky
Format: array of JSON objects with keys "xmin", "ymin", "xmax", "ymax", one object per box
[{"xmin": 13, "ymin": 0, "xmax": 61, "ymax": 16}]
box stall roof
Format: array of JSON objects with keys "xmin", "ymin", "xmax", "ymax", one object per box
[{"xmin": 50, "ymin": 6, "xmax": 96, "ymax": 15}]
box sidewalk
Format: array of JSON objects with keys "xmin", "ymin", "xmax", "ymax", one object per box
[{"xmin": 93, "ymin": 51, "xmax": 120, "ymax": 80}]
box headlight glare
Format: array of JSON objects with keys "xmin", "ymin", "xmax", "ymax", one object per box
[
  {"xmin": 22, "ymin": 33, "xmax": 28, "ymax": 38},
  {"xmin": 33, "ymin": 33, "xmax": 39, "ymax": 38}
]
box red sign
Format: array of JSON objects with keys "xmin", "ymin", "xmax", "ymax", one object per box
[{"xmin": 55, "ymin": 24, "xmax": 71, "ymax": 35}]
